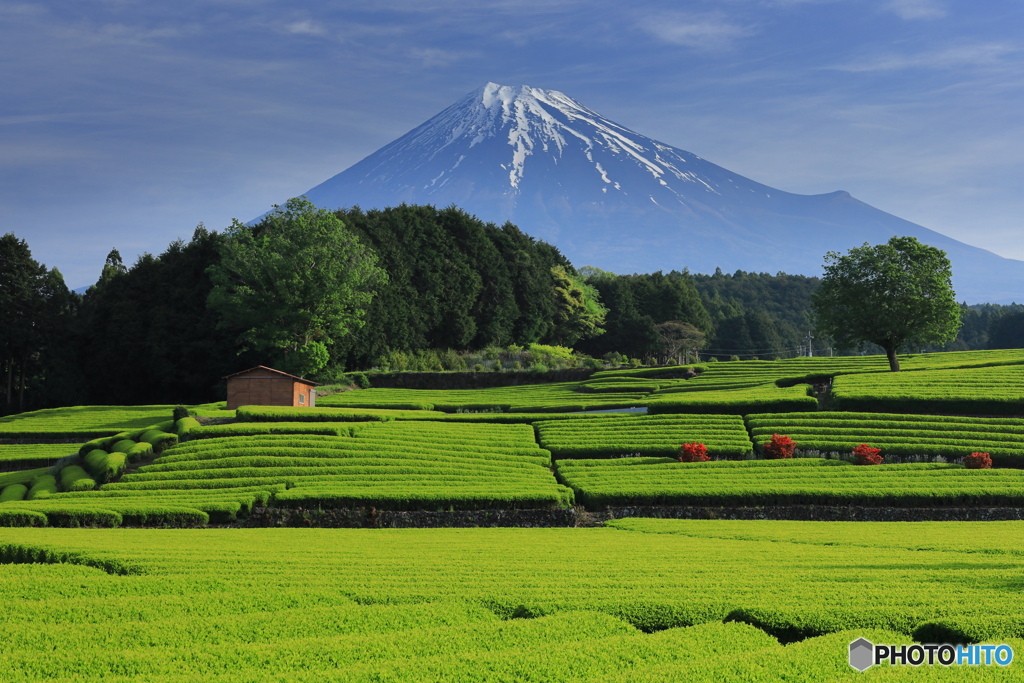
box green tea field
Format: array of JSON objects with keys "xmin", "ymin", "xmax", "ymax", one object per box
[
  {"xmin": 1, "ymin": 521, "xmax": 1022, "ymax": 681},
  {"xmin": 2, "ymin": 350, "xmax": 1024, "ymax": 680}
]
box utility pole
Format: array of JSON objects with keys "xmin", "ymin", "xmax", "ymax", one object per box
[{"xmin": 805, "ymin": 332, "xmax": 814, "ymax": 357}]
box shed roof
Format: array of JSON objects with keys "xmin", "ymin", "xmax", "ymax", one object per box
[{"xmin": 222, "ymin": 365, "xmax": 319, "ymax": 386}]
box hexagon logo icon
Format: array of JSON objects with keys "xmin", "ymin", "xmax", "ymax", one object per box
[{"xmin": 849, "ymin": 638, "xmax": 875, "ymax": 671}]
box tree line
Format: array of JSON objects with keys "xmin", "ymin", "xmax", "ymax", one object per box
[
  {"xmin": 0, "ymin": 201, "xmax": 606, "ymax": 411},
  {"xmin": 3, "ymin": 202, "xmax": 1024, "ymax": 414}
]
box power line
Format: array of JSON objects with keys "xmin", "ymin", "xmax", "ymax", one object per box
[{"xmin": 699, "ymin": 345, "xmax": 805, "ymax": 355}]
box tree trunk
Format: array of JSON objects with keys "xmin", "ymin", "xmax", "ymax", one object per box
[
  {"xmin": 884, "ymin": 345, "xmax": 901, "ymax": 372},
  {"xmin": 4, "ymin": 359, "xmax": 12, "ymax": 411},
  {"xmin": 18, "ymin": 354, "xmax": 27, "ymax": 412}
]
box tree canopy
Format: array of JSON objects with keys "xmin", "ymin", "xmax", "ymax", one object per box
[
  {"xmin": 12, "ymin": 213, "xmax": 1024, "ymax": 414},
  {"xmin": 207, "ymin": 198, "xmax": 387, "ymax": 377},
  {"xmin": 811, "ymin": 236, "xmax": 962, "ymax": 371},
  {"xmin": 550, "ymin": 265, "xmax": 607, "ymax": 345},
  {"xmin": 578, "ymin": 270, "xmax": 709, "ymax": 361},
  {"xmin": 654, "ymin": 321, "xmax": 705, "ymax": 365}
]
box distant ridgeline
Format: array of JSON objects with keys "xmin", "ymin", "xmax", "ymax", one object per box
[{"xmin": 4, "ymin": 206, "xmax": 1024, "ymax": 413}]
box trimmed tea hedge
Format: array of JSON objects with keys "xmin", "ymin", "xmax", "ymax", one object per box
[
  {"xmin": 25, "ymin": 474, "xmax": 58, "ymax": 500},
  {"xmin": 557, "ymin": 458, "xmax": 1024, "ymax": 508},
  {"xmin": 747, "ymin": 411, "xmax": 1024, "ymax": 466},
  {"xmin": 0, "ymin": 405, "xmax": 177, "ymax": 439},
  {"xmin": 536, "ymin": 414, "xmax": 753, "ymax": 460},
  {"xmin": 0, "ymin": 508, "xmax": 47, "ymax": 526},
  {"xmin": 0, "ymin": 483, "xmax": 28, "ymax": 502},
  {"xmin": 0, "ymin": 522, "xmax": 1021, "ymax": 680},
  {"xmin": 830, "ymin": 364, "xmax": 1024, "ymax": 415},
  {"xmin": 647, "ymin": 384, "xmax": 818, "ymax": 415},
  {"xmin": 0, "ymin": 444, "xmax": 75, "ymax": 469},
  {"xmin": 58, "ymin": 465, "xmax": 96, "ymax": 492}
]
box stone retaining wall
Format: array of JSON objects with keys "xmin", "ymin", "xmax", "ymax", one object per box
[
  {"xmin": 599, "ymin": 505, "xmax": 1024, "ymax": 522},
  {"xmin": 245, "ymin": 507, "xmax": 581, "ymax": 528},
  {"xmin": 243, "ymin": 505, "xmax": 1024, "ymax": 528}
]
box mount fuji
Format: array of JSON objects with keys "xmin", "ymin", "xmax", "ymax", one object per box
[{"xmin": 292, "ymin": 82, "xmax": 1024, "ymax": 303}]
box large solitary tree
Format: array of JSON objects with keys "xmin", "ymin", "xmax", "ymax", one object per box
[
  {"xmin": 207, "ymin": 198, "xmax": 387, "ymax": 377},
  {"xmin": 812, "ymin": 236, "xmax": 961, "ymax": 371}
]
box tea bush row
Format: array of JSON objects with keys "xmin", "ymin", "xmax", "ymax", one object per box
[
  {"xmin": 535, "ymin": 414, "xmax": 753, "ymax": 459},
  {"xmin": 831, "ymin": 364, "xmax": 1024, "ymax": 415},
  {"xmin": 186, "ymin": 422, "xmax": 351, "ymax": 439},
  {"xmin": 236, "ymin": 406, "xmax": 425, "ymax": 422},
  {"xmin": 0, "ymin": 405, "xmax": 178, "ymax": 439},
  {"xmin": 646, "ymin": 384, "xmax": 818, "ymax": 415},
  {"xmin": 273, "ymin": 486, "xmax": 574, "ymax": 510},
  {"xmin": 0, "ymin": 444, "xmax": 75, "ymax": 469},
  {"xmin": 0, "ymin": 503, "xmax": 209, "ymax": 527},
  {"xmin": 317, "ymin": 382, "xmax": 650, "ymax": 413},
  {"xmin": 3, "ymin": 421, "xmax": 568, "ymax": 515},
  {"xmin": 747, "ymin": 412, "xmax": 1024, "ymax": 466},
  {"xmin": 0, "ymin": 524, "xmax": 1020, "ymax": 681},
  {"xmin": 556, "ymin": 458, "xmax": 1024, "ymax": 508}
]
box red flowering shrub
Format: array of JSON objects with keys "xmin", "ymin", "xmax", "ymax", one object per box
[
  {"xmin": 762, "ymin": 434, "xmax": 796, "ymax": 459},
  {"xmin": 678, "ymin": 442, "xmax": 710, "ymax": 463},
  {"xmin": 852, "ymin": 444, "xmax": 883, "ymax": 465},
  {"xmin": 963, "ymin": 452, "xmax": 992, "ymax": 469}
]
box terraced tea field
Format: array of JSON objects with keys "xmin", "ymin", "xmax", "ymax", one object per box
[
  {"xmin": 318, "ymin": 381, "xmax": 651, "ymax": 412},
  {"xmin": 0, "ymin": 443, "xmax": 75, "ymax": 470},
  {"xmin": 1, "ymin": 420, "xmax": 569, "ymax": 525},
  {"xmin": 0, "ymin": 522, "xmax": 1021, "ymax": 681},
  {"xmin": 831, "ymin": 364, "xmax": 1024, "ymax": 414},
  {"xmin": 316, "ymin": 349, "xmax": 1024, "ymax": 417},
  {"xmin": 645, "ymin": 383, "xmax": 819, "ymax": 414},
  {"xmin": 0, "ymin": 405, "xmax": 178, "ymax": 439},
  {"xmin": 748, "ymin": 412, "xmax": 1024, "ymax": 466},
  {"xmin": 2, "ymin": 349, "xmax": 1024, "ymax": 680},
  {"xmin": 5, "ymin": 357, "xmax": 1024, "ymax": 526},
  {"xmin": 535, "ymin": 414, "xmax": 753, "ymax": 459},
  {"xmin": 557, "ymin": 458, "xmax": 1024, "ymax": 508}
]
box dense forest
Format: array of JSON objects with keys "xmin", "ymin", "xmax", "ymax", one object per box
[{"xmin": 3, "ymin": 203, "xmax": 1023, "ymax": 414}]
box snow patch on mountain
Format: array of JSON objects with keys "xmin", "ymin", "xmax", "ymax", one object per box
[{"xmin": 291, "ymin": 82, "xmax": 1024, "ymax": 303}]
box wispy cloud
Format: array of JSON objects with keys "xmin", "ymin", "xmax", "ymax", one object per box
[
  {"xmin": 638, "ymin": 12, "xmax": 756, "ymax": 52},
  {"xmin": 283, "ymin": 19, "xmax": 327, "ymax": 37},
  {"xmin": 408, "ymin": 47, "xmax": 469, "ymax": 68},
  {"xmin": 830, "ymin": 43, "xmax": 1018, "ymax": 72},
  {"xmin": 884, "ymin": 0, "xmax": 947, "ymax": 20},
  {"xmin": 62, "ymin": 21, "xmax": 188, "ymax": 48}
]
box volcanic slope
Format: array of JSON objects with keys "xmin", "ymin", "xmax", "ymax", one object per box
[{"xmin": 294, "ymin": 82, "xmax": 1024, "ymax": 303}]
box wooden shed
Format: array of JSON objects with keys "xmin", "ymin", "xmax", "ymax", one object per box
[{"xmin": 223, "ymin": 366, "xmax": 318, "ymax": 410}]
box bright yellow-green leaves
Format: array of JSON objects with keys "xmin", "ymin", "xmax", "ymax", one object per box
[{"xmin": 0, "ymin": 523, "xmax": 1021, "ymax": 681}]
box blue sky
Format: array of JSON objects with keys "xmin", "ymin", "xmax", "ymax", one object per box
[{"xmin": 2, "ymin": 0, "xmax": 1022, "ymax": 288}]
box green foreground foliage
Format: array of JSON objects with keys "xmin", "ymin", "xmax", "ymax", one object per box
[
  {"xmin": 1, "ymin": 349, "xmax": 1023, "ymax": 679},
  {"xmin": 0, "ymin": 522, "xmax": 1021, "ymax": 681}
]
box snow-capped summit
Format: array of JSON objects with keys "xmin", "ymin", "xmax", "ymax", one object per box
[{"xmin": 292, "ymin": 83, "xmax": 1024, "ymax": 303}]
